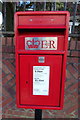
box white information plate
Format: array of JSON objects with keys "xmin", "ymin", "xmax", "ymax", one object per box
[{"xmin": 33, "ymin": 66, "xmax": 50, "ymax": 95}]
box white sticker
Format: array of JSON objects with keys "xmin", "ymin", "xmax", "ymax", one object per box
[{"xmin": 33, "ymin": 66, "xmax": 50, "ymax": 95}]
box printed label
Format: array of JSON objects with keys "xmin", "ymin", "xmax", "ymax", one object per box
[{"xmin": 33, "ymin": 66, "xmax": 50, "ymax": 95}]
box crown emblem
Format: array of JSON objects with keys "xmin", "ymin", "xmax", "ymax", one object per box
[{"xmin": 26, "ymin": 39, "xmax": 40, "ymax": 48}]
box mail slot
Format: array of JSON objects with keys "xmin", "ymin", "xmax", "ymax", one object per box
[{"xmin": 14, "ymin": 11, "xmax": 69, "ymax": 110}]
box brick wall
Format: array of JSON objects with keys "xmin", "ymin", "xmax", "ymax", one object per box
[{"xmin": 2, "ymin": 36, "xmax": 79, "ymax": 119}]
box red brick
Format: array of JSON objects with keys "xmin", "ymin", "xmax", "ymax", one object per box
[
  {"xmin": 65, "ymin": 90, "xmax": 72, "ymax": 97},
  {"xmin": 0, "ymin": 68, "xmax": 1, "ymax": 73},
  {"xmin": 6, "ymin": 102, "xmax": 15, "ymax": 110},
  {"xmin": 73, "ymin": 64, "xmax": 78, "ymax": 70},
  {"xmin": 2, "ymin": 63, "xmax": 11, "ymax": 74},
  {"xmin": 0, "ymin": 115, "xmax": 2, "ymax": 120},
  {"xmin": 2, "ymin": 97, "xmax": 12, "ymax": 107},
  {"xmin": 6, "ymin": 110, "xmax": 33, "ymax": 117},
  {"xmin": 65, "ymin": 92, "xmax": 77, "ymax": 103},
  {"xmin": 79, "ymin": 102, "xmax": 80, "ymax": 107},
  {"xmin": 2, "ymin": 37, "xmax": 6, "ymax": 46},
  {"xmin": 43, "ymin": 110, "xmax": 54, "ymax": 118},
  {"xmin": 9, "ymin": 59, "xmax": 15, "ymax": 65},
  {"xmin": 66, "ymin": 70, "xmax": 72, "ymax": 79},
  {"xmin": 2, "ymin": 47, "xmax": 5, "ymax": 53},
  {"xmin": 0, "ymin": 46, "xmax": 1, "ymax": 52},
  {"xmin": 67, "ymin": 94, "xmax": 77, "ymax": 103},
  {"xmin": 0, "ymin": 110, "xmax": 2, "ymax": 114},
  {"xmin": 2, "ymin": 53, "xmax": 15, "ymax": 59},
  {"xmin": 0, "ymin": 54, "xmax": 2, "ymax": 61},
  {"xmin": 6, "ymin": 37, "xmax": 12, "ymax": 46},
  {"xmin": 78, "ymin": 64, "xmax": 80, "ymax": 70},
  {"xmin": 2, "ymin": 73, "xmax": 14, "ymax": 85},
  {"xmin": 0, "ymin": 73, "xmax": 2, "ymax": 80},
  {"xmin": 65, "ymin": 79, "xmax": 75, "ymax": 89},
  {"xmin": 2, "ymin": 46, "xmax": 13, "ymax": 53},
  {"xmin": 2, "ymin": 88, "xmax": 9, "ymax": 97},
  {"xmin": 70, "ymin": 40, "xmax": 76, "ymax": 50},
  {"xmin": 2, "ymin": 72, "xmax": 6, "ymax": 78},
  {"xmin": 13, "ymin": 37, "xmax": 15, "ymax": 46},
  {"xmin": 54, "ymin": 114, "xmax": 66, "ymax": 118},
  {"xmin": 2, "ymin": 96, "xmax": 5, "ymax": 101},
  {"xmin": 67, "ymin": 50, "xmax": 70, "ymax": 56},
  {"xmin": 72, "ymin": 90, "xmax": 78, "ymax": 98},
  {"xmin": 13, "ymin": 85, "xmax": 16, "ymax": 91},
  {"xmin": 4, "ymin": 109, "xmax": 34, "ymax": 118},
  {"xmin": 66, "ymin": 69, "xmax": 76, "ymax": 80},
  {"xmin": 73, "ymin": 73, "xmax": 78, "ymax": 79},
  {"xmin": 2, "ymin": 115, "xmax": 6, "ymax": 118},
  {"xmin": 55, "ymin": 111, "xmax": 65, "ymax": 116},
  {"xmin": 68, "ymin": 82, "xmax": 78, "ymax": 92},
  {"xmin": 12, "ymin": 46, "xmax": 15, "ymax": 53},
  {"xmin": 67, "ymin": 66, "xmax": 78, "ymax": 79},
  {"xmin": 76, "ymin": 40, "xmax": 80, "ymax": 50},
  {"xmin": 2, "ymin": 114, "xmax": 11, "ymax": 118},
  {"xmin": 67, "ymin": 57, "xmax": 78, "ymax": 63},
  {"xmin": 3, "ymin": 60, "xmax": 15, "ymax": 74},
  {"xmin": 73, "ymin": 110, "xmax": 78, "ymax": 115},
  {"xmin": 71, "ymin": 51, "xmax": 79, "ymax": 57},
  {"xmin": 8, "ymin": 78, "xmax": 15, "ymax": 87},
  {"xmin": 78, "ymin": 78, "xmax": 80, "ymax": 85},
  {"xmin": 68, "ymin": 40, "xmax": 70, "ymax": 50},
  {"xmin": 0, "ymin": 103, "xmax": 2, "ymax": 108},
  {"xmin": 66, "ymin": 103, "xmax": 78, "ymax": 114},
  {"xmin": 64, "ymin": 101, "xmax": 73, "ymax": 111},
  {"xmin": 67, "ymin": 64, "xmax": 77, "ymax": 75}
]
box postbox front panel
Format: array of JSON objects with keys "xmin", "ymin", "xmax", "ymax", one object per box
[{"xmin": 19, "ymin": 55, "xmax": 62, "ymax": 107}]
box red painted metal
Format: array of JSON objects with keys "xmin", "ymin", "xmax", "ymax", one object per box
[
  {"xmin": 14, "ymin": 11, "xmax": 70, "ymax": 110},
  {"xmin": 18, "ymin": 15, "xmax": 66, "ymax": 26},
  {"xmin": 20, "ymin": 55, "xmax": 62, "ymax": 106}
]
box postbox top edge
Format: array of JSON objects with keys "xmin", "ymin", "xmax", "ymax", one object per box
[{"xmin": 15, "ymin": 11, "xmax": 70, "ymax": 16}]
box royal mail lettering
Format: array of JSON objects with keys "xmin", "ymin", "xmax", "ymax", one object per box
[{"xmin": 25, "ymin": 37, "xmax": 57, "ymax": 50}]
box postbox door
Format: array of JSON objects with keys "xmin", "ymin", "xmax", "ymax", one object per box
[{"xmin": 19, "ymin": 55, "xmax": 62, "ymax": 107}]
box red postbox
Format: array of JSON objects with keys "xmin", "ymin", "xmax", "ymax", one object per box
[{"xmin": 14, "ymin": 11, "xmax": 69, "ymax": 110}]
